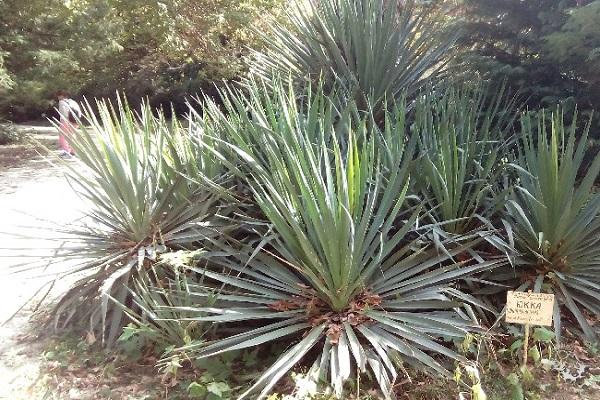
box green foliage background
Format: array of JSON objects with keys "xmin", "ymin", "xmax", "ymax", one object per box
[
  {"xmin": 456, "ymin": 0, "xmax": 600, "ymax": 131},
  {"xmin": 0, "ymin": 0, "xmax": 283, "ymax": 121},
  {"xmin": 3, "ymin": 0, "xmax": 600, "ymax": 127}
]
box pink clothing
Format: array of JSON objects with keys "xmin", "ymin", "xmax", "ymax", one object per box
[
  {"xmin": 57, "ymin": 98, "xmax": 81, "ymax": 154},
  {"xmin": 59, "ymin": 121, "xmax": 77, "ymax": 154}
]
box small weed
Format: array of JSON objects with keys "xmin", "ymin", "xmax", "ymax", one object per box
[
  {"xmin": 585, "ymin": 341, "xmax": 599, "ymax": 357},
  {"xmin": 187, "ymin": 377, "xmax": 232, "ymax": 399},
  {"xmin": 0, "ymin": 122, "xmax": 23, "ymax": 145}
]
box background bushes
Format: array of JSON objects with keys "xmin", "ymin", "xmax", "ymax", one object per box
[
  {"xmin": 4, "ymin": 0, "xmax": 600, "ymax": 126},
  {"xmin": 0, "ymin": 0, "xmax": 283, "ymax": 121},
  {"xmin": 457, "ymin": 0, "xmax": 600, "ymax": 132}
]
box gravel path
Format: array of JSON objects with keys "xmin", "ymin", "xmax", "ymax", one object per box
[{"xmin": 0, "ymin": 126, "xmax": 87, "ymax": 399}]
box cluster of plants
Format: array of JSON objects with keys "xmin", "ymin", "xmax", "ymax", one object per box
[
  {"xmin": 5, "ymin": 0, "xmax": 600, "ymax": 133},
  {"xmin": 40, "ymin": 0, "xmax": 599, "ymax": 399}
]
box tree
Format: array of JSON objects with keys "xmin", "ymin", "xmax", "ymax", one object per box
[
  {"xmin": 0, "ymin": 52, "xmax": 13, "ymax": 91},
  {"xmin": 455, "ymin": 0, "xmax": 599, "ymax": 126},
  {"xmin": 544, "ymin": 1, "xmax": 600, "ymax": 111},
  {"xmin": 0, "ymin": 0, "xmax": 283, "ymax": 120},
  {"xmin": 0, "ymin": 0, "xmax": 79, "ymax": 119}
]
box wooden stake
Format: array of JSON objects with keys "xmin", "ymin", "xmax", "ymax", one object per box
[
  {"xmin": 522, "ymin": 323, "xmax": 530, "ymax": 368},
  {"xmin": 522, "ymin": 289, "xmax": 533, "ymax": 368}
]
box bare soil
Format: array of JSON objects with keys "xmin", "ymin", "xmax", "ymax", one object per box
[{"xmin": 0, "ymin": 124, "xmax": 88, "ymax": 399}]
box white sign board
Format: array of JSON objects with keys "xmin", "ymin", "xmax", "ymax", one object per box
[{"xmin": 505, "ymin": 291, "xmax": 555, "ymax": 327}]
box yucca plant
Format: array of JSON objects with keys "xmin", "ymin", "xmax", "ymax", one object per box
[
  {"xmin": 251, "ymin": 0, "xmax": 456, "ymax": 119},
  {"xmin": 160, "ymin": 81, "xmax": 500, "ymax": 399},
  {"xmin": 48, "ymin": 98, "xmax": 233, "ymax": 344},
  {"xmin": 506, "ymin": 109, "xmax": 600, "ymax": 342},
  {"xmin": 409, "ymin": 85, "xmax": 521, "ymax": 323},
  {"xmin": 412, "ymin": 84, "xmax": 517, "ymax": 248}
]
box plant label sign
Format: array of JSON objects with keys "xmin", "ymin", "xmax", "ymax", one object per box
[{"xmin": 505, "ymin": 291, "xmax": 555, "ymax": 326}]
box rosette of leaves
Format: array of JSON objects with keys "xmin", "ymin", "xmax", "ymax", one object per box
[
  {"xmin": 160, "ymin": 81, "xmax": 500, "ymax": 399},
  {"xmin": 250, "ymin": 0, "xmax": 456, "ymax": 119},
  {"xmin": 411, "ymin": 84, "xmax": 519, "ymax": 319},
  {"xmin": 506, "ymin": 109, "xmax": 600, "ymax": 342},
  {"xmin": 412, "ymin": 83, "xmax": 517, "ymax": 240},
  {"xmin": 47, "ymin": 98, "xmax": 234, "ymax": 344}
]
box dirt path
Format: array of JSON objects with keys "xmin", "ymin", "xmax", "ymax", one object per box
[{"xmin": 0, "ymin": 125, "xmax": 87, "ymax": 399}]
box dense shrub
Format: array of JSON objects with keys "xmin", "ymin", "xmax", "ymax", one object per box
[
  {"xmin": 153, "ymin": 79, "xmax": 499, "ymax": 399},
  {"xmin": 49, "ymin": 98, "xmax": 235, "ymax": 344},
  {"xmin": 251, "ymin": 0, "xmax": 456, "ymax": 119}
]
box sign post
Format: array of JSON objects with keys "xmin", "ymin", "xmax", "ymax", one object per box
[
  {"xmin": 522, "ymin": 321, "xmax": 530, "ymax": 368},
  {"xmin": 505, "ymin": 290, "xmax": 555, "ymax": 368}
]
